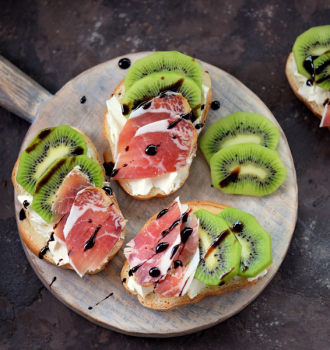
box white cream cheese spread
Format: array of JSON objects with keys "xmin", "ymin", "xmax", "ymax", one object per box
[{"xmin": 292, "ymin": 57, "xmax": 330, "ymax": 105}]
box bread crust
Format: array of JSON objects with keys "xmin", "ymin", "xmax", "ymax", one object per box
[
  {"xmin": 121, "ymin": 200, "xmax": 263, "ymax": 311},
  {"xmin": 286, "ymin": 52, "xmax": 328, "ymax": 121},
  {"xmin": 12, "ymin": 127, "xmax": 125, "ymax": 273},
  {"xmin": 103, "ymin": 70, "xmax": 212, "ymax": 200}
]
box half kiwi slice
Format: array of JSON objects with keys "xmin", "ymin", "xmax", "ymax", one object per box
[
  {"xmin": 200, "ymin": 112, "xmax": 280, "ymax": 164},
  {"xmin": 124, "ymin": 51, "xmax": 203, "ymax": 91},
  {"xmin": 314, "ymin": 51, "xmax": 330, "ymax": 90},
  {"xmin": 210, "ymin": 143, "xmax": 286, "ymax": 196},
  {"xmin": 122, "ymin": 71, "xmax": 202, "ymax": 121},
  {"xmin": 16, "ymin": 125, "xmax": 88, "ymax": 195},
  {"xmin": 194, "ymin": 209, "xmax": 241, "ymax": 286},
  {"xmin": 32, "ymin": 155, "xmax": 104, "ymax": 223},
  {"xmin": 217, "ymin": 207, "xmax": 272, "ymax": 278},
  {"xmin": 293, "ymin": 25, "xmax": 330, "ymax": 78}
]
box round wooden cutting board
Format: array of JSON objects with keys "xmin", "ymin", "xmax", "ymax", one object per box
[{"xmin": 8, "ymin": 52, "xmax": 297, "ymax": 337}]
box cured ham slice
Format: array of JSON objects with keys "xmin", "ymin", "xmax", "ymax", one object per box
[
  {"xmin": 63, "ymin": 187, "xmax": 125, "ymax": 277},
  {"xmin": 154, "ymin": 212, "xmax": 199, "ymax": 297},
  {"xmin": 116, "ymin": 92, "xmax": 191, "ymax": 157},
  {"xmin": 53, "ymin": 213, "xmax": 69, "ymax": 246},
  {"xmin": 52, "ymin": 168, "xmax": 91, "ymax": 247},
  {"xmin": 113, "ymin": 116, "xmax": 197, "ymax": 179},
  {"xmin": 320, "ymin": 102, "xmax": 330, "ymax": 127},
  {"xmin": 52, "ymin": 167, "xmax": 91, "ymax": 214},
  {"xmin": 124, "ymin": 198, "xmax": 182, "ymax": 268},
  {"xmin": 133, "ymin": 223, "xmax": 182, "ymax": 286}
]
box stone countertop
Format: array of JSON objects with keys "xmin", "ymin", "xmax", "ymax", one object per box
[{"xmin": 0, "ymin": 1, "xmax": 329, "ymax": 349}]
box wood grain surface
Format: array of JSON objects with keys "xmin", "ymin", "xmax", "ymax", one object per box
[{"xmin": 11, "ymin": 52, "xmax": 298, "ymax": 337}]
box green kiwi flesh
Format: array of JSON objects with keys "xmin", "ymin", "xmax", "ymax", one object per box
[
  {"xmin": 314, "ymin": 51, "xmax": 330, "ymax": 90},
  {"xmin": 210, "ymin": 143, "xmax": 286, "ymax": 196},
  {"xmin": 124, "ymin": 51, "xmax": 203, "ymax": 91},
  {"xmin": 293, "ymin": 25, "xmax": 330, "ymax": 78},
  {"xmin": 217, "ymin": 207, "xmax": 272, "ymax": 278},
  {"xmin": 194, "ymin": 209, "xmax": 241, "ymax": 286},
  {"xmin": 200, "ymin": 112, "xmax": 280, "ymax": 164},
  {"xmin": 32, "ymin": 155, "xmax": 104, "ymax": 223},
  {"xmin": 16, "ymin": 125, "xmax": 88, "ymax": 195},
  {"xmin": 122, "ymin": 71, "xmax": 202, "ymax": 121}
]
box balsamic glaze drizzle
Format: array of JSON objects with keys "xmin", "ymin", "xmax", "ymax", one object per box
[
  {"xmin": 145, "ymin": 144, "xmax": 158, "ymax": 156},
  {"xmin": 149, "ymin": 267, "xmax": 161, "ymax": 277},
  {"xmin": 211, "ymin": 101, "xmax": 221, "ymax": 110},
  {"xmin": 102, "ymin": 186, "xmax": 113, "ymax": 196},
  {"xmin": 155, "ymin": 242, "xmax": 169, "ymax": 254},
  {"xmin": 19, "ymin": 208, "xmax": 26, "ymax": 221},
  {"xmin": 84, "ymin": 225, "xmax": 102, "ymax": 250},
  {"xmin": 80, "ymin": 96, "xmax": 87, "ymax": 104},
  {"xmin": 49, "ymin": 277, "xmax": 56, "ymax": 288},
  {"xmin": 118, "ymin": 58, "xmax": 131, "ymax": 69}
]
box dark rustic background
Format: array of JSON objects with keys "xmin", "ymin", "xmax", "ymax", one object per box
[{"xmin": 1, "ymin": 0, "xmax": 330, "ymax": 349}]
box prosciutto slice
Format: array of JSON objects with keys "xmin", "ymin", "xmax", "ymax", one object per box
[
  {"xmin": 124, "ymin": 198, "xmax": 182, "ymax": 268},
  {"xmin": 113, "ymin": 116, "xmax": 197, "ymax": 179},
  {"xmin": 63, "ymin": 187, "xmax": 125, "ymax": 277},
  {"xmin": 116, "ymin": 92, "xmax": 190, "ymax": 157},
  {"xmin": 154, "ymin": 212, "xmax": 199, "ymax": 297},
  {"xmin": 53, "ymin": 168, "xmax": 91, "ymax": 245},
  {"xmin": 52, "ymin": 167, "xmax": 91, "ymax": 214}
]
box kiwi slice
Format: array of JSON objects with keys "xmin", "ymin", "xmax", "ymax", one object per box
[
  {"xmin": 122, "ymin": 71, "xmax": 202, "ymax": 121},
  {"xmin": 314, "ymin": 51, "xmax": 330, "ymax": 90},
  {"xmin": 293, "ymin": 25, "xmax": 330, "ymax": 78},
  {"xmin": 124, "ymin": 51, "xmax": 203, "ymax": 91},
  {"xmin": 210, "ymin": 143, "xmax": 286, "ymax": 196},
  {"xmin": 217, "ymin": 207, "xmax": 272, "ymax": 278},
  {"xmin": 200, "ymin": 113, "xmax": 280, "ymax": 164},
  {"xmin": 16, "ymin": 125, "xmax": 88, "ymax": 195},
  {"xmin": 32, "ymin": 155, "xmax": 104, "ymax": 223},
  {"xmin": 194, "ymin": 209, "xmax": 241, "ymax": 286}
]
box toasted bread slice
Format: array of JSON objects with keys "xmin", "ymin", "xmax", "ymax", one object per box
[
  {"xmin": 286, "ymin": 52, "xmax": 329, "ymax": 121},
  {"xmin": 121, "ymin": 200, "xmax": 265, "ymax": 311},
  {"xmin": 103, "ymin": 70, "xmax": 212, "ymax": 200},
  {"xmin": 12, "ymin": 127, "xmax": 125, "ymax": 274}
]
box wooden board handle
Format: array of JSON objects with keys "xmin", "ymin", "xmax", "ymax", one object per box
[{"xmin": 0, "ymin": 55, "xmax": 52, "ymax": 123}]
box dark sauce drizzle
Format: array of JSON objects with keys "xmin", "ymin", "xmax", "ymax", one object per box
[
  {"xmin": 170, "ymin": 244, "xmax": 180, "ymax": 259},
  {"xmin": 111, "ymin": 168, "xmax": 119, "ymax": 177},
  {"xmin": 211, "ymin": 101, "xmax": 221, "ymax": 110},
  {"xmin": 161, "ymin": 219, "xmax": 180, "ymax": 237},
  {"xmin": 174, "ymin": 260, "xmax": 183, "ymax": 268},
  {"xmin": 25, "ymin": 128, "xmax": 52, "ymax": 153},
  {"xmin": 195, "ymin": 123, "xmax": 204, "ymax": 130},
  {"xmin": 102, "ymin": 186, "xmax": 113, "ymax": 196},
  {"xmin": 49, "ymin": 277, "xmax": 56, "ymax": 288},
  {"xmin": 39, "ymin": 246, "xmax": 49, "ymax": 259},
  {"xmin": 149, "ymin": 267, "xmax": 161, "ymax": 277},
  {"xmin": 232, "ymin": 221, "xmax": 244, "ymax": 233},
  {"xmin": 84, "ymin": 225, "xmax": 102, "ymax": 250},
  {"xmin": 122, "ymin": 278, "xmax": 127, "ymax": 284},
  {"xmin": 220, "ymin": 167, "xmax": 240, "ymax": 188},
  {"xmin": 157, "ymin": 208, "xmax": 168, "ymax": 219},
  {"xmin": 103, "ymin": 161, "xmax": 114, "ymax": 176},
  {"xmin": 167, "ymin": 118, "xmax": 182, "ymax": 129},
  {"xmin": 129, "ymin": 263, "xmax": 142, "ymax": 276},
  {"xmin": 145, "ymin": 144, "xmax": 158, "ymax": 156},
  {"xmin": 181, "ymin": 227, "xmax": 193, "ymax": 243},
  {"xmin": 19, "ymin": 208, "xmax": 26, "ymax": 221},
  {"xmin": 80, "ymin": 96, "xmax": 86, "ymax": 104},
  {"xmin": 204, "ymin": 230, "xmax": 230, "ymax": 260},
  {"xmin": 118, "ymin": 58, "xmax": 131, "ymax": 69},
  {"xmin": 23, "ymin": 200, "xmax": 30, "ymax": 208},
  {"xmin": 88, "ymin": 292, "xmax": 114, "ymax": 310},
  {"xmin": 155, "ymin": 242, "xmax": 169, "ymax": 254}
]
